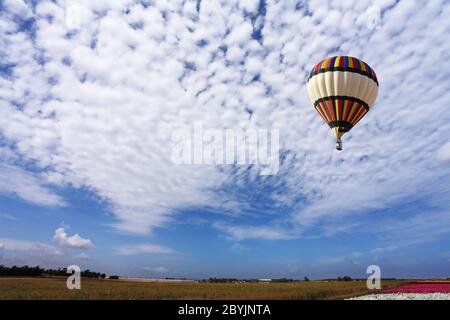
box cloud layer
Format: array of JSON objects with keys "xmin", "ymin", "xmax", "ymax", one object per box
[
  {"xmin": 0, "ymin": 163, "xmax": 65, "ymax": 206},
  {"xmin": 0, "ymin": 0, "xmax": 449, "ymax": 250},
  {"xmin": 116, "ymin": 243, "xmax": 176, "ymax": 255}
]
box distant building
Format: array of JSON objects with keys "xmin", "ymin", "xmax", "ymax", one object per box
[{"xmin": 258, "ymin": 279, "xmax": 272, "ymax": 282}]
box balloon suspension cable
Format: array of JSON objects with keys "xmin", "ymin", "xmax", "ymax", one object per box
[{"xmin": 336, "ymin": 138, "xmax": 342, "ymax": 151}]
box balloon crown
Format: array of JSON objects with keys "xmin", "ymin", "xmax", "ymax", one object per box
[{"xmin": 308, "ymin": 56, "xmax": 378, "ymax": 86}]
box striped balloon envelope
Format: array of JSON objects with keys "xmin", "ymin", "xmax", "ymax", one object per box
[{"xmin": 307, "ymin": 56, "xmax": 379, "ymax": 150}]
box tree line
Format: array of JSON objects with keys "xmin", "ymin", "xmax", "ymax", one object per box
[
  {"xmin": 204, "ymin": 277, "xmax": 308, "ymax": 283},
  {"xmin": 0, "ymin": 265, "xmax": 107, "ymax": 278}
]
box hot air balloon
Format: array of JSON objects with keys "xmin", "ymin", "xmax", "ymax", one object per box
[{"xmin": 307, "ymin": 56, "xmax": 378, "ymax": 150}]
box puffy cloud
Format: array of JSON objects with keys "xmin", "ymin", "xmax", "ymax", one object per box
[
  {"xmin": 0, "ymin": 0, "xmax": 449, "ymax": 249},
  {"xmin": 53, "ymin": 227, "xmax": 94, "ymax": 249},
  {"xmin": 239, "ymin": 0, "xmax": 260, "ymax": 14},
  {"xmin": 2, "ymin": 0, "xmax": 32, "ymax": 17},
  {"xmin": 116, "ymin": 244, "xmax": 176, "ymax": 256}
]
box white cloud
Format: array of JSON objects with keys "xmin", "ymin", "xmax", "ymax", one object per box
[
  {"xmin": 318, "ymin": 251, "xmax": 364, "ymax": 265},
  {"xmin": 73, "ymin": 252, "xmax": 91, "ymax": 260},
  {"xmin": 318, "ymin": 256, "xmax": 346, "ymax": 265},
  {"xmin": 0, "ymin": 0, "xmax": 449, "ymax": 249},
  {"xmin": 0, "ymin": 164, "xmax": 65, "ymax": 207},
  {"xmin": 214, "ymin": 222, "xmax": 299, "ymax": 241},
  {"xmin": 0, "ymin": 212, "xmax": 18, "ymax": 221},
  {"xmin": 0, "ymin": 237, "xmax": 63, "ymax": 266},
  {"xmin": 116, "ymin": 244, "xmax": 176, "ymax": 256},
  {"xmin": 239, "ymin": 0, "xmax": 260, "ymax": 14},
  {"xmin": 0, "ymin": 237, "xmax": 61, "ymax": 255},
  {"xmin": 142, "ymin": 266, "xmax": 168, "ymax": 274},
  {"xmin": 437, "ymin": 141, "xmax": 450, "ymax": 164},
  {"xmin": 53, "ymin": 227, "xmax": 94, "ymax": 249},
  {"xmin": 368, "ymin": 210, "xmax": 450, "ymax": 252},
  {"xmin": 2, "ymin": 0, "xmax": 32, "ymax": 17},
  {"xmin": 0, "ymin": 238, "xmax": 44, "ymax": 251}
]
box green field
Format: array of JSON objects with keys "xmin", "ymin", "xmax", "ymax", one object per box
[{"xmin": 0, "ymin": 277, "xmax": 407, "ymax": 300}]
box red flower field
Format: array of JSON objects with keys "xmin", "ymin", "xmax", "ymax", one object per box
[{"xmin": 384, "ymin": 282, "xmax": 450, "ymax": 294}]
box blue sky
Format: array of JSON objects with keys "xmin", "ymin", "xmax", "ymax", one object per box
[{"xmin": 1, "ymin": 0, "xmax": 450, "ymax": 279}]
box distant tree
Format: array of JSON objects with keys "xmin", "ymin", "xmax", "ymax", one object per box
[
  {"xmin": 208, "ymin": 277, "xmax": 240, "ymax": 283},
  {"xmin": 338, "ymin": 276, "xmax": 352, "ymax": 281},
  {"xmin": 304, "ymin": 276, "xmax": 310, "ymax": 281},
  {"xmin": 344, "ymin": 276, "xmax": 352, "ymax": 281},
  {"xmin": 109, "ymin": 275, "xmax": 120, "ymax": 279},
  {"xmin": 272, "ymin": 278, "xmax": 293, "ymax": 282},
  {"xmin": 0, "ymin": 265, "xmax": 106, "ymax": 278},
  {"xmin": 81, "ymin": 270, "xmax": 102, "ymax": 278},
  {"xmin": 101, "ymin": 273, "xmax": 106, "ymax": 279},
  {"xmin": 0, "ymin": 265, "xmax": 45, "ymax": 276}
]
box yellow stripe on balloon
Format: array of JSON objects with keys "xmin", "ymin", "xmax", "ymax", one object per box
[
  {"xmin": 360, "ymin": 62, "xmax": 367, "ymax": 72},
  {"xmin": 347, "ymin": 103, "xmax": 358, "ymax": 122},
  {"xmin": 353, "ymin": 109, "xmax": 367, "ymax": 125},
  {"xmin": 351, "ymin": 108, "xmax": 365, "ymax": 125},
  {"xmin": 336, "ymin": 99, "xmax": 340, "ymax": 121},
  {"xmin": 343, "ymin": 100, "xmax": 350, "ymax": 121},
  {"xmin": 315, "ymin": 106, "xmax": 327, "ymax": 123},
  {"xmin": 334, "ymin": 56, "xmax": 341, "ymax": 67}
]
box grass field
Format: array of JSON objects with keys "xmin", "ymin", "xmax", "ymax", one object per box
[{"xmin": 0, "ymin": 277, "xmax": 407, "ymax": 300}]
